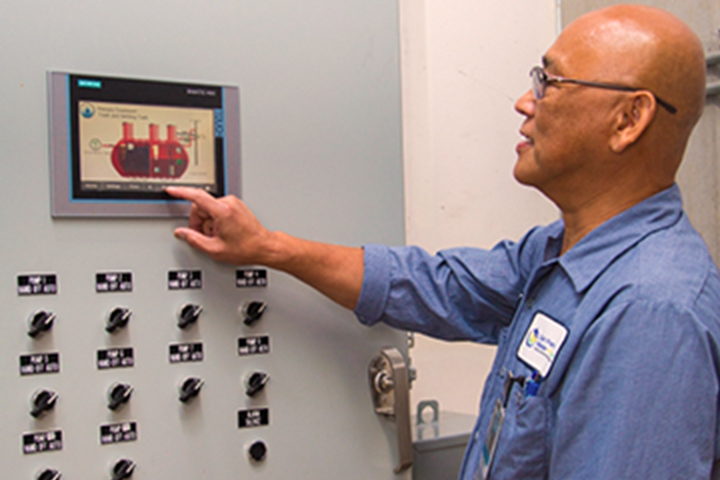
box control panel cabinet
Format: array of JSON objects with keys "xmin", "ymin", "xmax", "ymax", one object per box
[
  {"xmin": 2, "ymin": 238, "xmax": 408, "ymax": 479},
  {"xmin": 0, "ymin": 0, "xmax": 407, "ymax": 477}
]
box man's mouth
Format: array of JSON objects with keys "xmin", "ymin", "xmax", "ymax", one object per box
[{"xmin": 516, "ymin": 132, "xmax": 534, "ymax": 152}]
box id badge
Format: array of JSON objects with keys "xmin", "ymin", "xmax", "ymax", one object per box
[
  {"xmin": 477, "ymin": 398, "xmax": 506, "ymax": 480},
  {"xmin": 517, "ymin": 312, "xmax": 568, "ymax": 377}
]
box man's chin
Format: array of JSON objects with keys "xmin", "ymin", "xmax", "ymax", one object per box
[{"xmin": 512, "ymin": 162, "xmax": 539, "ymax": 188}]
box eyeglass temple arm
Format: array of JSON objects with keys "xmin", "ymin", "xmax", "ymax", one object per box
[{"xmin": 559, "ymin": 78, "xmax": 677, "ymax": 114}]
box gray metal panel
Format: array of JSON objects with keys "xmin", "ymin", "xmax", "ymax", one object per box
[
  {"xmin": 412, "ymin": 412, "xmax": 476, "ymax": 480},
  {"xmin": 0, "ymin": 0, "xmax": 406, "ymax": 478}
]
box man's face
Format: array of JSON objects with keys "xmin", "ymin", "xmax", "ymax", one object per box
[{"xmin": 513, "ymin": 27, "xmax": 616, "ymax": 202}]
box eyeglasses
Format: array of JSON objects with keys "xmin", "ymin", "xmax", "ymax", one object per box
[{"xmin": 529, "ymin": 66, "xmax": 677, "ymax": 115}]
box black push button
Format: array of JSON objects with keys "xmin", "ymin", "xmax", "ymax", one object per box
[{"xmin": 248, "ymin": 440, "xmax": 267, "ymax": 462}]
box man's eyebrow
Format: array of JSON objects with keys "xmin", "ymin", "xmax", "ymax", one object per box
[{"xmin": 541, "ymin": 56, "xmax": 553, "ymax": 69}]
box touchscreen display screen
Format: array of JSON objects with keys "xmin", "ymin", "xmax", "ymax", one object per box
[{"xmin": 48, "ymin": 73, "xmax": 240, "ymax": 217}]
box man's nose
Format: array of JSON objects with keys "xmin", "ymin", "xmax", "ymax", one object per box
[{"xmin": 514, "ymin": 89, "xmax": 536, "ymax": 117}]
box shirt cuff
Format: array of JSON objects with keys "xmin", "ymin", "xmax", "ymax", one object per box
[{"xmin": 354, "ymin": 244, "xmax": 392, "ymax": 326}]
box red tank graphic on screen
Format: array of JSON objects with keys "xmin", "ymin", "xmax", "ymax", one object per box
[{"xmin": 111, "ymin": 122, "xmax": 189, "ymax": 179}]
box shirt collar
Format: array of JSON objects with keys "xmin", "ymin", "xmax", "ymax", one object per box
[{"xmin": 553, "ymin": 184, "xmax": 684, "ymax": 293}]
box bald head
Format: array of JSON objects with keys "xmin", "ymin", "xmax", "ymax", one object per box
[{"xmin": 563, "ymin": 5, "xmax": 706, "ymax": 131}]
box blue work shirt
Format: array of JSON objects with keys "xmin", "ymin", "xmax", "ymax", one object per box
[{"xmin": 355, "ymin": 184, "xmax": 720, "ymax": 479}]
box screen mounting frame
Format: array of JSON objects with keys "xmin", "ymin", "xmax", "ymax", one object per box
[{"xmin": 47, "ymin": 71, "xmax": 240, "ymax": 217}]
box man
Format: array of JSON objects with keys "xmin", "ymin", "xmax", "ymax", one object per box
[{"xmin": 168, "ymin": 5, "xmax": 720, "ymax": 479}]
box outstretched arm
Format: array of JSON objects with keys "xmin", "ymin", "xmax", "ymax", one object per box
[{"xmin": 166, "ymin": 187, "xmax": 364, "ymax": 309}]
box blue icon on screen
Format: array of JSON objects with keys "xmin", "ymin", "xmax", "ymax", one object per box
[{"xmin": 80, "ymin": 102, "xmax": 96, "ymax": 119}]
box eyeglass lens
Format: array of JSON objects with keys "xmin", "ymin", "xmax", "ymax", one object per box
[{"xmin": 530, "ymin": 67, "xmax": 545, "ymax": 100}]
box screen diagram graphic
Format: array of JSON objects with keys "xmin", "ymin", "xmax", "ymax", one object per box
[
  {"xmin": 78, "ymin": 102, "xmax": 215, "ymax": 185},
  {"xmin": 112, "ymin": 122, "xmax": 190, "ymax": 179}
]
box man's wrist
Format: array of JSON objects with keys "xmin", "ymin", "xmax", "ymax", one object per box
[{"xmin": 259, "ymin": 231, "xmax": 299, "ymax": 271}]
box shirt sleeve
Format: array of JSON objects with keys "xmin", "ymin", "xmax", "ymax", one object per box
[
  {"xmin": 354, "ymin": 228, "xmax": 548, "ymax": 342},
  {"xmin": 549, "ymin": 299, "xmax": 719, "ymax": 479}
]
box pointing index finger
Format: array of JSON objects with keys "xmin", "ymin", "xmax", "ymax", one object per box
[{"xmin": 165, "ymin": 187, "xmax": 223, "ymax": 216}]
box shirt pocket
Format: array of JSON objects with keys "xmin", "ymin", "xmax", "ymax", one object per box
[{"xmin": 489, "ymin": 395, "xmax": 550, "ymax": 480}]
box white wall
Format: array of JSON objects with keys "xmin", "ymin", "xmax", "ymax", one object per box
[{"xmin": 399, "ymin": 1, "xmax": 560, "ymax": 416}]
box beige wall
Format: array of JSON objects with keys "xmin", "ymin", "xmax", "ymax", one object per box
[{"xmin": 399, "ymin": 0, "xmax": 559, "ymax": 416}]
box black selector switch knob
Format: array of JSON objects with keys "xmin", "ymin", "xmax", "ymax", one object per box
[
  {"xmin": 111, "ymin": 459, "xmax": 136, "ymax": 480},
  {"xmin": 28, "ymin": 310, "xmax": 56, "ymax": 338},
  {"xmin": 178, "ymin": 304, "xmax": 203, "ymax": 329},
  {"xmin": 106, "ymin": 307, "xmax": 131, "ymax": 333},
  {"xmin": 107, "ymin": 383, "xmax": 133, "ymax": 411},
  {"xmin": 36, "ymin": 468, "xmax": 61, "ymax": 480},
  {"xmin": 248, "ymin": 440, "xmax": 267, "ymax": 463},
  {"xmin": 179, "ymin": 377, "xmax": 204, "ymax": 403},
  {"xmin": 242, "ymin": 301, "xmax": 267, "ymax": 326},
  {"xmin": 245, "ymin": 372, "xmax": 270, "ymax": 397},
  {"xmin": 31, "ymin": 389, "xmax": 58, "ymax": 418}
]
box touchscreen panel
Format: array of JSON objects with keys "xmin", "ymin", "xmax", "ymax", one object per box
[{"xmin": 48, "ymin": 72, "xmax": 240, "ymax": 217}]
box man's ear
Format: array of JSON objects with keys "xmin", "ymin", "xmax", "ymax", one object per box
[{"xmin": 609, "ymin": 92, "xmax": 656, "ymax": 153}]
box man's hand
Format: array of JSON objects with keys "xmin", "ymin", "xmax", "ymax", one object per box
[
  {"xmin": 166, "ymin": 187, "xmax": 276, "ymax": 265},
  {"xmin": 166, "ymin": 186, "xmax": 364, "ymax": 309}
]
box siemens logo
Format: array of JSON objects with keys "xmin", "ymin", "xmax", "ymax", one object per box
[{"xmin": 78, "ymin": 79, "xmax": 102, "ymax": 89}]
